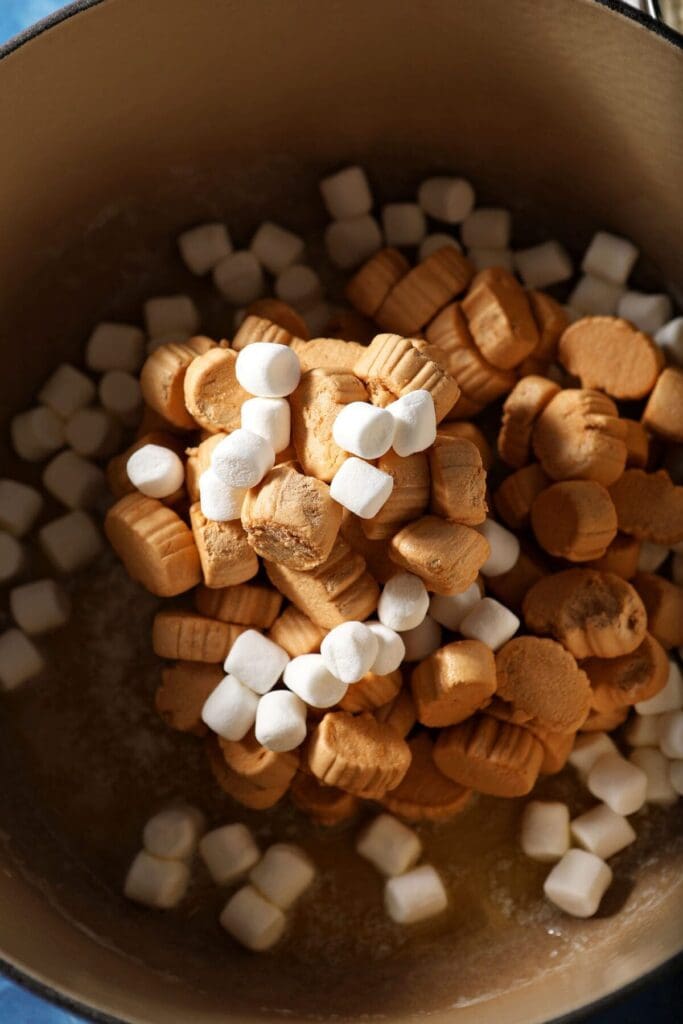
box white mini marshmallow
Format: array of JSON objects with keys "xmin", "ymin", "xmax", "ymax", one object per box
[
  {"xmin": 587, "ymin": 753, "xmax": 647, "ymax": 816},
  {"xmin": 637, "ymin": 540, "xmax": 669, "ymax": 574},
  {"xmin": 199, "ymin": 470, "xmax": 245, "ymax": 522},
  {"xmin": 283, "ymin": 653, "xmax": 348, "ymax": 708},
  {"xmin": 418, "ymin": 233, "xmax": 462, "ymax": 262},
  {"xmin": 213, "ymin": 251, "xmax": 265, "ymax": 305},
  {"xmin": 570, "ymin": 804, "xmax": 636, "ymax": 860},
  {"xmin": 199, "ymin": 823, "xmax": 260, "ymax": 885},
  {"xmin": 225, "ymin": 629, "xmax": 289, "ymax": 695},
  {"xmin": 219, "ymin": 885, "xmax": 286, "ymax": 951},
  {"xmin": 330, "ymin": 457, "xmax": 393, "ymax": 519},
  {"xmin": 0, "ymin": 533, "xmax": 25, "ymax": 585},
  {"xmin": 319, "ymin": 166, "xmax": 373, "ymax": 221},
  {"xmin": 0, "ymin": 479, "xmax": 43, "ymax": 537},
  {"xmin": 250, "ymin": 221, "xmax": 305, "ymax": 275},
  {"xmin": 99, "ymin": 370, "xmax": 143, "ymax": 426},
  {"xmin": 658, "ymin": 710, "xmax": 683, "ymax": 759},
  {"xmin": 477, "ymin": 519, "xmax": 520, "ymax": 577},
  {"xmin": 382, "ymin": 203, "xmax": 427, "ymax": 247},
  {"xmin": 459, "ymin": 598, "xmax": 520, "ymax": 651},
  {"xmin": 65, "ymin": 407, "xmax": 122, "ymax": 459},
  {"xmin": 624, "ymin": 713, "xmax": 661, "ymax": 748},
  {"xmin": 401, "ymin": 615, "xmax": 442, "ymax": 662},
  {"xmin": 568, "ymin": 732, "xmax": 619, "ymax": 779},
  {"xmin": 388, "ymin": 391, "xmax": 436, "ymax": 456},
  {"xmin": 670, "ymin": 760, "xmax": 683, "ymax": 796},
  {"xmin": 325, "ymin": 215, "xmax": 383, "ymax": 269},
  {"xmin": 144, "ymin": 294, "xmax": 200, "ymax": 339},
  {"xmin": 365, "ymin": 621, "xmax": 406, "ymax": 675},
  {"xmin": 569, "ymin": 275, "xmax": 624, "ymax": 316},
  {"xmin": 11, "ymin": 406, "xmax": 65, "ymax": 462},
  {"xmin": 85, "ymin": 322, "xmax": 145, "ymax": 373},
  {"xmin": 629, "ymin": 747, "xmax": 678, "ymax": 805},
  {"xmin": 143, "ymin": 805, "xmax": 206, "ymax": 861},
  {"xmin": 0, "ymin": 629, "xmax": 45, "ymax": 690},
  {"xmin": 332, "ymin": 402, "xmax": 395, "ymax": 459},
  {"xmin": 303, "ymin": 301, "xmax": 332, "ymax": 337},
  {"xmin": 514, "ymin": 241, "xmax": 573, "ymax": 288},
  {"xmin": 240, "ymin": 397, "xmax": 290, "ymax": 454},
  {"xmin": 417, "ymin": 177, "xmax": 475, "ymax": 225},
  {"xmin": 429, "ymin": 582, "xmax": 482, "ymax": 631},
  {"xmin": 581, "ymin": 231, "xmax": 639, "ymax": 286},
  {"xmin": 178, "ymin": 222, "xmax": 232, "ymax": 275},
  {"xmin": 127, "ymin": 443, "xmax": 185, "ymax": 499},
  {"xmin": 357, "ymin": 814, "xmax": 422, "ymax": 877},
  {"xmin": 320, "ymin": 622, "xmax": 379, "ymax": 684},
  {"xmin": 543, "ymin": 849, "xmax": 612, "ymax": 918},
  {"xmin": 201, "ymin": 674, "xmax": 259, "ymax": 741},
  {"xmin": 42, "ymin": 450, "xmax": 106, "ymax": 510},
  {"xmin": 618, "ymin": 291, "xmax": 673, "ymax": 334},
  {"xmin": 124, "ymin": 850, "xmax": 190, "ymax": 909},
  {"xmin": 519, "ymin": 801, "xmax": 570, "ymax": 863},
  {"xmin": 654, "ymin": 317, "xmax": 683, "ymax": 367},
  {"xmin": 38, "ymin": 364, "xmax": 96, "ymax": 420},
  {"xmin": 275, "ymin": 265, "xmax": 322, "ymax": 310},
  {"xmin": 378, "ymin": 572, "xmax": 430, "ymax": 632},
  {"xmin": 636, "ymin": 660, "xmax": 683, "ymax": 715},
  {"xmin": 254, "ymin": 690, "xmax": 307, "ymax": 753},
  {"xmin": 384, "ymin": 864, "xmax": 448, "ymax": 924},
  {"xmin": 461, "ymin": 208, "xmax": 511, "ymax": 249},
  {"xmin": 211, "ymin": 429, "xmax": 275, "ymax": 488},
  {"xmin": 10, "ymin": 579, "xmax": 70, "ymax": 635},
  {"xmin": 467, "ymin": 248, "xmax": 515, "ymax": 273},
  {"xmin": 39, "ymin": 511, "xmax": 102, "ymax": 573},
  {"xmin": 250, "ymin": 844, "xmax": 315, "ymax": 909},
  {"xmin": 235, "ymin": 342, "xmax": 301, "ymax": 399}
]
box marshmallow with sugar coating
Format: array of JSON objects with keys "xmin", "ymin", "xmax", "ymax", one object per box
[
  {"xmin": 39, "ymin": 511, "xmax": 103, "ymax": 573},
  {"xmin": 658, "ymin": 710, "xmax": 683, "ymax": 759},
  {"xmin": 235, "ymin": 342, "xmax": 301, "ymax": 398},
  {"xmin": 250, "ymin": 221, "xmax": 304, "ymax": 274},
  {"xmin": 636, "ymin": 660, "xmax": 683, "ymax": 715},
  {"xmin": 384, "ymin": 864, "xmax": 448, "ymax": 924},
  {"xmin": 477, "ymin": 519, "xmax": 520, "ymax": 577},
  {"xmin": 201, "ymin": 674, "xmax": 259, "ymax": 741},
  {"xmin": 357, "ymin": 813, "xmax": 422, "ymax": 877},
  {"xmin": 618, "ymin": 290, "xmax": 672, "ymax": 334},
  {"xmin": 0, "ymin": 629, "xmax": 45, "ymax": 690},
  {"xmin": 86, "ymin": 322, "xmax": 145, "ymax": 373},
  {"xmin": 382, "ymin": 203, "xmax": 426, "ymax": 247},
  {"xmin": 429, "ymin": 581, "xmax": 481, "ymax": 631},
  {"xmin": 225, "ymin": 629, "xmax": 289, "ymax": 695},
  {"xmin": 144, "ymin": 294, "xmax": 200, "ymax": 338},
  {"xmin": 178, "ymin": 222, "xmax": 232, "ymax": 275},
  {"xmin": 240, "ymin": 397, "xmax": 290, "ymax": 453},
  {"xmin": 587, "ymin": 753, "xmax": 647, "ymax": 815},
  {"xmin": 378, "ymin": 572, "xmax": 429, "ymax": 632},
  {"xmin": 520, "ymin": 801, "xmax": 570, "ymax": 863},
  {"xmin": 127, "ymin": 443, "xmax": 184, "ymax": 499},
  {"xmin": 65, "ymin": 407, "xmax": 122, "ymax": 459},
  {"xmin": 0, "ymin": 533, "xmax": 25, "ymax": 585},
  {"xmin": 199, "ymin": 470, "xmax": 245, "ymax": 522},
  {"xmin": 330, "ymin": 457, "xmax": 393, "ymax": 519},
  {"xmin": 325, "ymin": 216, "xmax": 382, "ymax": 269},
  {"xmin": 570, "ymin": 804, "xmax": 636, "ymax": 859},
  {"xmin": 514, "ymin": 241, "xmax": 573, "ymax": 288},
  {"xmin": 401, "ymin": 614, "xmax": 442, "ymax": 662},
  {"xmin": 275, "ymin": 265, "xmax": 322, "ymax": 310},
  {"xmin": 629, "ymin": 747, "xmax": 678, "ymax": 805},
  {"xmin": 255, "ymin": 690, "xmax": 307, "ymax": 752},
  {"xmin": 42, "ymin": 451, "xmax": 106, "ymax": 510},
  {"xmin": 250, "ymin": 843, "xmax": 315, "ymax": 909},
  {"xmin": 417, "ymin": 177, "xmax": 475, "ymax": 224},
  {"xmin": 10, "ymin": 579, "xmax": 71, "ymax": 635},
  {"xmin": 461, "ymin": 208, "xmax": 511, "ymax": 249},
  {"xmin": 459, "ymin": 597, "xmax": 519, "ymax": 651},
  {"xmin": 124, "ymin": 850, "xmax": 190, "ymax": 908},
  {"xmin": 319, "ymin": 166, "xmax": 373, "ymax": 221},
  {"xmin": 321, "ymin": 621, "xmax": 379, "ymax": 683},
  {"xmin": 283, "ymin": 654, "xmax": 348, "ymax": 708},
  {"xmin": 543, "ymin": 849, "xmax": 612, "ymax": 918},
  {"xmin": 11, "ymin": 406, "xmax": 65, "ymax": 462},
  {"xmin": 99, "ymin": 370, "xmax": 143, "ymax": 426},
  {"xmin": 213, "ymin": 251, "xmax": 265, "ymax": 305},
  {"xmin": 388, "ymin": 390, "xmax": 436, "ymax": 457},
  {"xmin": 211, "ymin": 429, "xmax": 275, "ymax": 489},
  {"xmin": 199, "ymin": 823, "xmax": 260, "ymax": 885},
  {"xmin": 0, "ymin": 479, "xmax": 43, "ymax": 537},
  {"xmin": 332, "ymin": 402, "xmax": 395, "ymax": 459},
  {"xmin": 38, "ymin": 363, "xmax": 95, "ymax": 419},
  {"xmin": 219, "ymin": 884, "xmax": 286, "ymax": 951},
  {"xmin": 581, "ymin": 231, "xmax": 638, "ymax": 286},
  {"xmin": 365, "ymin": 621, "xmax": 406, "ymax": 675},
  {"xmin": 568, "ymin": 732, "xmax": 619, "ymax": 778},
  {"xmin": 143, "ymin": 804, "xmax": 206, "ymax": 861}
]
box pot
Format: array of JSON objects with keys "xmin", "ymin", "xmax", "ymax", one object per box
[{"xmin": 0, "ymin": 1, "xmax": 681, "ymax": 1022}]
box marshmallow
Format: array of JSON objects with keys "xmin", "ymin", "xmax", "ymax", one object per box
[
  {"xmin": 201, "ymin": 674, "xmax": 259, "ymax": 741},
  {"xmin": 461, "ymin": 208, "xmax": 511, "ymax": 249},
  {"xmin": 320, "ymin": 622, "xmax": 379, "ymax": 684},
  {"xmin": 213, "ymin": 251, "xmax": 265, "ymax": 305},
  {"xmin": 98, "ymin": 370, "xmax": 143, "ymax": 426},
  {"xmin": 623, "ymin": 713, "xmax": 661, "ymax": 748},
  {"xmin": 199, "ymin": 470, "xmax": 245, "ymax": 522},
  {"xmin": 0, "ymin": 479, "xmax": 43, "ymax": 537},
  {"xmin": 38, "ymin": 364, "xmax": 95, "ymax": 419},
  {"xmin": 377, "ymin": 572, "xmax": 430, "ymax": 632},
  {"xmin": 401, "ymin": 614, "xmax": 442, "ymax": 662},
  {"xmin": 42, "ymin": 450, "xmax": 106, "ymax": 510},
  {"xmin": 384, "ymin": 865, "xmax": 448, "ymax": 924},
  {"xmin": 514, "ymin": 241, "xmax": 573, "ymax": 288},
  {"xmin": 85, "ymin": 322, "xmax": 145, "ymax": 373},
  {"xmin": 10, "ymin": 579, "xmax": 71, "ymax": 635},
  {"xmin": 387, "ymin": 390, "xmax": 436, "ymax": 456},
  {"xmin": 199, "ymin": 823, "xmax": 260, "ymax": 885},
  {"xmin": 240, "ymin": 397, "xmax": 290, "ymax": 454},
  {"xmin": 250, "ymin": 221, "xmax": 305, "ymax": 275},
  {"xmin": 568, "ymin": 732, "xmax": 619, "ymax": 779},
  {"xmin": 520, "ymin": 801, "xmax": 571, "ymax": 863},
  {"xmin": 319, "ymin": 166, "xmax": 373, "ymax": 221},
  {"xmin": 581, "ymin": 231, "xmax": 639, "ymax": 286},
  {"xmin": 382, "ymin": 203, "xmax": 427, "ymax": 247},
  {"xmin": 144, "ymin": 294, "xmax": 200, "ymax": 339},
  {"xmin": 124, "ymin": 850, "xmax": 190, "ymax": 909},
  {"xmin": 303, "ymin": 301, "xmax": 332, "ymax": 337},
  {"xmin": 249, "ymin": 844, "xmax": 315, "ymax": 909},
  {"xmin": 325, "ymin": 216, "xmax": 383, "ymax": 269},
  {"xmin": 225, "ymin": 629, "xmax": 289, "ymax": 695},
  {"xmin": 235, "ymin": 342, "xmax": 301, "ymax": 399},
  {"xmin": 543, "ymin": 849, "xmax": 612, "ymax": 918},
  {"xmin": 255, "ymin": 690, "xmax": 307, "ymax": 753},
  {"xmin": 570, "ymin": 804, "xmax": 636, "ymax": 860},
  {"xmin": 459, "ymin": 598, "xmax": 520, "ymax": 651},
  {"xmin": 417, "ymin": 177, "xmax": 475, "ymax": 225},
  {"xmin": 569, "ymin": 275, "xmax": 624, "ymax": 316},
  {"xmin": 357, "ymin": 814, "xmax": 422, "ymax": 877},
  {"xmin": 654, "ymin": 317, "xmax": 683, "ymax": 367},
  {"xmin": 629, "ymin": 747, "xmax": 678, "ymax": 806},
  {"xmin": 39, "ymin": 511, "xmax": 103, "ymax": 573},
  {"xmin": 587, "ymin": 753, "xmax": 647, "ymax": 816},
  {"xmin": 219, "ymin": 885, "xmax": 286, "ymax": 951},
  {"xmin": 211, "ymin": 429, "xmax": 275, "ymax": 488},
  {"xmin": 178, "ymin": 222, "xmax": 232, "ymax": 275},
  {"xmin": 0, "ymin": 533, "xmax": 25, "ymax": 584},
  {"xmin": 658, "ymin": 710, "xmax": 683, "ymax": 759},
  {"xmin": 618, "ymin": 291, "xmax": 673, "ymax": 334},
  {"xmin": 365, "ymin": 621, "xmax": 406, "ymax": 675},
  {"xmin": 418, "ymin": 233, "xmax": 461, "ymax": 262},
  {"xmin": 275, "ymin": 265, "xmax": 322, "ymax": 310},
  {"xmin": 11, "ymin": 406, "xmax": 65, "ymax": 462},
  {"xmin": 332, "ymin": 402, "xmax": 395, "ymax": 459},
  {"xmin": 637, "ymin": 540, "xmax": 669, "ymax": 574},
  {"xmin": 467, "ymin": 248, "xmax": 514, "ymax": 273},
  {"xmin": 636, "ymin": 660, "xmax": 683, "ymax": 715},
  {"xmin": 329, "ymin": 457, "xmax": 394, "ymax": 519},
  {"xmin": 283, "ymin": 653, "xmax": 348, "ymax": 708},
  {"xmin": 127, "ymin": 443, "xmax": 185, "ymax": 499},
  {"xmin": 429, "ymin": 582, "xmax": 482, "ymax": 631},
  {"xmin": 65, "ymin": 407, "xmax": 122, "ymax": 459},
  {"xmin": 0, "ymin": 629, "xmax": 45, "ymax": 690},
  {"xmin": 670, "ymin": 760, "xmax": 683, "ymax": 796},
  {"xmin": 477, "ymin": 519, "xmax": 520, "ymax": 577},
  {"xmin": 143, "ymin": 805, "xmax": 206, "ymax": 861}
]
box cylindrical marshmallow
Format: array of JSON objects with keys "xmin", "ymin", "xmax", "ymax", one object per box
[
  {"xmin": 635, "ymin": 660, "xmax": 683, "ymax": 715},
  {"xmin": 654, "ymin": 317, "xmax": 683, "ymax": 367},
  {"xmin": 384, "ymin": 864, "xmax": 448, "ymax": 924},
  {"xmin": 418, "ymin": 233, "xmax": 461, "ymax": 262},
  {"xmin": 570, "ymin": 804, "xmax": 636, "ymax": 860},
  {"xmin": 459, "ymin": 598, "xmax": 520, "ymax": 651},
  {"xmin": 0, "ymin": 479, "xmax": 43, "ymax": 537},
  {"xmin": 461, "ymin": 208, "xmax": 511, "ymax": 249},
  {"xmin": 177, "ymin": 222, "xmax": 232, "ymax": 275},
  {"xmin": 543, "ymin": 849, "xmax": 612, "ymax": 918},
  {"xmin": 467, "ymin": 248, "xmax": 514, "ymax": 273},
  {"xmin": 219, "ymin": 885, "xmax": 286, "ymax": 951},
  {"xmin": 127, "ymin": 443, "xmax": 185, "ymax": 499},
  {"xmin": 0, "ymin": 532, "xmax": 25, "ymax": 585},
  {"xmin": 382, "ymin": 203, "xmax": 427, "ymax": 247},
  {"xmin": 201, "ymin": 674, "xmax": 259, "ymax": 741},
  {"xmin": 377, "ymin": 572, "xmax": 430, "ymax": 632},
  {"xmin": 401, "ymin": 614, "xmax": 442, "ymax": 662},
  {"xmin": 387, "ymin": 390, "xmax": 436, "ymax": 457},
  {"xmin": 143, "ymin": 804, "xmax": 206, "ymax": 861},
  {"xmin": 417, "ymin": 177, "xmax": 475, "ymax": 225},
  {"xmin": 213, "ymin": 251, "xmax": 265, "ymax": 305},
  {"xmin": 38, "ymin": 364, "xmax": 96, "ymax": 419},
  {"xmin": 514, "ymin": 241, "xmax": 573, "ymax": 288},
  {"xmin": 199, "ymin": 823, "xmax": 260, "ymax": 885},
  {"xmin": 39, "ymin": 511, "xmax": 103, "ymax": 573},
  {"xmin": 249, "ymin": 843, "xmax": 315, "ymax": 909},
  {"xmin": 9, "ymin": 578, "xmax": 71, "ymax": 635},
  {"xmin": 283, "ymin": 654, "xmax": 348, "ymax": 708},
  {"xmin": 357, "ymin": 814, "xmax": 422, "ymax": 877},
  {"xmin": 144, "ymin": 295, "xmax": 200, "ymax": 338},
  {"xmin": 240, "ymin": 397, "xmax": 290, "ymax": 454},
  {"xmin": 332, "ymin": 402, "xmax": 395, "ymax": 459},
  {"xmin": 85, "ymin": 322, "xmax": 145, "ymax": 373},
  {"xmin": 629, "ymin": 747, "xmax": 678, "ymax": 805},
  {"xmin": 320, "ymin": 621, "xmax": 379, "ymax": 684},
  {"xmin": 199, "ymin": 470, "xmax": 245, "ymax": 522},
  {"xmin": 65, "ymin": 407, "xmax": 122, "ymax": 459},
  {"xmin": 568, "ymin": 732, "xmax": 619, "ymax": 779},
  {"xmin": 581, "ymin": 231, "xmax": 639, "ymax": 286},
  {"xmin": 569, "ymin": 275, "xmax": 624, "ymax": 316},
  {"xmin": 477, "ymin": 519, "xmax": 520, "ymax": 577},
  {"xmin": 319, "ymin": 166, "xmax": 373, "ymax": 221},
  {"xmin": 275, "ymin": 265, "xmax": 322, "ymax": 310},
  {"xmin": 11, "ymin": 406, "xmax": 65, "ymax": 462},
  {"xmin": 617, "ymin": 291, "xmax": 673, "ymax": 335},
  {"xmin": 325, "ymin": 216, "xmax": 383, "ymax": 269},
  {"xmin": 211, "ymin": 429, "xmax": 275, "ymax": 489},
  {"xmin": 657, "ymin": 710, "xmax": 683, "ymax": 759},
  {"xmin": 225, "ymin": 629, "xmax": 289, "ymax": 695},
  {"xmin": 329, "ymin": 457, "xmax": 394, "ymax": 519},
  {"xmin": 429, "ymin": 582, "xmax": 482, "ymax": 631},
  {"xmin": 587, "ymin": 753, "xmax": 647, "ymax": 815},
  {"xmin": 99, "ymin": 370, "xmax": 143, "ymax": 426},
  {"xmin": 365, "ymin": 621, "xmax": 406, "ymax": 675},
  {"xmin": 0, "ymin": 628, "xmax": 45, "ymax": 690},
  {"xmin": 42, "ymin": 451, "xmax": 106, "ymax": 510},
  {"xmin": 520, "ymin": 801, "xmax": 571, "ymax": 863},
  {"xmin": 250, "ymin": 221, "xmax": 305, "ymax": 275},
  {"xmin": 235, "ymin": 342, "xmax": 301, "ymax": 399},
  {"xmin": 624, "ymin": 712, "xmax": 661, "ymax": 748},
  {"xmin": 124, "ymin": 850, "xmax": 190, "ymax": 909},
  {"xmin": 254, "ymin": 689, "xmax": 307, "ymax": 753}
]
